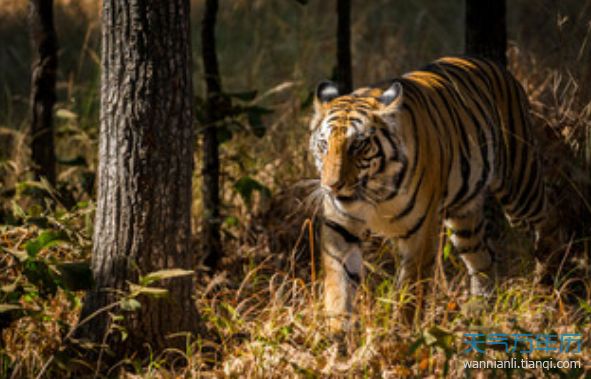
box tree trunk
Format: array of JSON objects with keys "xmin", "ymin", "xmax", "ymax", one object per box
[
  {"xmin": 465, "ymin": 0, "xmax": 507, "ymax": 67},
  {"xmin": 201, "ymin": 0, "xmax": 227, "ymax": 270},
  {"xmin": 465, "ymin": 0, "xmax": 508, "ymax": 249},
  {"xmin": 337, "ymin": 0, "xmax": 353, "ymax": 94},
  {"xmin": 29, "ymin": 0, "xmax": 57, "ymax": 186},
  {"xmin": 76, "ymin": 0, "xmax": 199, "ymax": 361}
]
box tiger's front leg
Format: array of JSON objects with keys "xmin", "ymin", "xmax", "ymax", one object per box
[
  {"xmin": 321, "ymin": 219, "xmax": 364, "ymax": 334},
  {"xmin": 394, "ymin": 213, "xmax": 440, "ymax": 324}
]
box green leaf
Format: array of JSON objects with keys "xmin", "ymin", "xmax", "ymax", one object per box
[
  {"xmin": 56, "ymin": 108, "xmax": 78, "ymax": 120},
  {"xmin": 300, "ymin": 91, "xmax": 314, "ymax": 109},
  {"xmin": 120, "ymin": 298, "xmax": 141, "ymax": 312},
  {"xmin": 443, "ymin": 241, "xmax": 453, "ymax": 260},
  {"xmin": 579, "ymin": 299, "xmax": 591, "ymax": 314},
  {"xmin": 141, "ymin": 268, "xmax": 194, "ymax": 286},
  {"xmin": 194, "ymin": 96, "xmax": 206, "ymax": 123},
  {"xmin": 3, "ymin": 247, "xmax": 27, "ymax": 261},
  {"xmin": 406, "ymin": 336, "xmax": 425, "ymax": 357},
  {"xmin": 226, "ymin": 90, "xmax": 258, "ymax": 101},
  {"xmin": 0, "ymin": 304, "xmax": 21, "ymax": 313},
  {"xmin": 17, "ymin": 181, "xmax": 47, "ymax": 196},
  {"xmin": 224, "ymin": 216, "xmax": 239, "ymax": 228},
  {"xmin": 10, "ymin": 200, "xmax": 26, "ymax": 219},
  {"xmin": 246, "ymin": 106, "xmax": 273, "ymax": 138},
  {"xmin": 54, "ymin": 262, "xmax": 94, "ymax": 291},
  {"xmin": 217, "ymin": 125, "xmax": 234, "ymax": 144},
  {"xmin": 57, "ymin": 155, "xmax": 87, "ymax": 167},
  {"xmin": 28, "ymin": 216, "xmax": 49, "ymax": 229},
  {"xmin": 110, "ymin": 313, "xmax": 124, "ymax": 322},
  {"xmin": 129, "ymin": 284, "xmax": 169, "ymax": 297},
  {"xmin": 25, "ymin": 230, "xmax": 66, "ymax": 258},
  {"xmin": 1, "ymin": 278, "xmax": 20, "ymax": 293},
  {"xmin": 233, "ymin": 176, "xmax": 271, "ymax": 206},
  {"xmin": 27, "ymin": 204, "xmax": 43, "ymax": 217},
  {"xmin": 120, "ymin": 328, "xmax": 129, "ymax": 341},
  {"xmin": 423, "ymin": 325, "xmax": 454, "ymax": 350},
  {"xmin": 76, "ymin": 201, "xmax": 89, "ymax": 208},
  {"xmin": 24, "ymin": 260, "xmax": 58, "ymax": 297}
]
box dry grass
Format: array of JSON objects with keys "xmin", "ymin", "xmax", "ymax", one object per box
[{"xmin": 1, "ymin": 0, "xmax": 591, "ymax": 378}]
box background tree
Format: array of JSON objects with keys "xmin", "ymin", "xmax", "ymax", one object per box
[
  {"xmin": 76, "ymin": 0, "xmax": 199, "ymax": 360},
  {"xmin": 465, "ymin": 0, "xmax": 508, "ymax": 246},
  {"xmin": 201, "ymin": 0, "xmax": 228, "ymax": 270},
  {"xmin": 29, "ymin": 0, "xmax": 57, "ymax": 186},
  {"xmin": 337, "ymin": 0, "xmax": 353, "ymax": 93},
  {"xmin": 465, "ymin": 0, "xmax": 507, "ymax": 66}
]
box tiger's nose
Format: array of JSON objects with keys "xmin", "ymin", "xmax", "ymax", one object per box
[{"xmin": 323, "ymin": 180, "xmax": 345, "ymax": 192}]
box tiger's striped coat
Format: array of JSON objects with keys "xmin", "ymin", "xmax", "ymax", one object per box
[{"xmin": 309, "ymin": 56, "xmax": 547, "ymax": 332}]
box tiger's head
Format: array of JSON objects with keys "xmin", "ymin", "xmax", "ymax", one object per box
[{"xmin": 309, "ymin": 81, "xmax": 408, "ymax": 205}]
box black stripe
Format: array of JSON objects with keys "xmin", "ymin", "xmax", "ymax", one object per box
[
  {"xmin": 335, "ymin": 194, "xmax": 361, "ymax": 203},
  {"xmin": 348, "ymin": 116, "xmax": 363, "ymax": 125},
  {"xmin": 504, "ymin": 79, "xmax": 518, "ymax": 184},
  {"xmin": 378, "ymin": 128, "xmax": 398, "ymax": 159},
  {"xmin": 399, "ymin": 84, "xmax": 421, "ymax": 178},
  {"xmin": 512, "ymin": 163, "xmax": 539, "ymax": 218},
  {"xmin": 344, "ymin": 266, "xmax": 361, "ymax": 285},
  {"xmin": 380, "ymin": 155, "xmax": 408, "ymax": 202},
  {"xmin": 328, "ymin": 197, "xmax": 364, "ymax": 221},
  {"xmin": 324, "ymin": 220, "xmax": 361, "ymax": 244},
  {"xmin": 433, "ymin": 68, "xmax": 494, "ymax": 210},
  {"xmin": 452, "ymin": 220, "xmax": 485, "ymax": 239},
  {"xmin": 398, "ymin": 194, "xmax": 435, "ymax": 239},
  {"xmin": 355, "ymin": 108, "xmax": 369, "ymax": 117},
  {"xmin": 335, "ymin": 98, "xmax": 353, "ymax": 105},
  {"xmin": 390, "ymin": 170, "xmax": 425, "ymax": 221},
  {"xmin": 526, "ymin": 186, "xmax": 546, "ymax": 221},
  {"xmin": 448, "ymin": 177, "xmax": 487, "ymax": 212},
  {"xmin": 324, "ymin": 249, "xmax": 361, "ymax": 286},
  {"xmin": 399, "ymin": 214, "xmax": 427, "ymax": 240},
  {"xmin": 371, "ymin": 136, "xmax": 385, "ymax": 174},
  {"xmin": 325, "ymin": 115, "xmax": 339, "ymax": 124},
  {"xmin": 355, "ymin": 161, "xmax": 370, "ymax": 170},
  {"xmin": 456, "ymin": 241, "xmax": 484, "ymax": 255},
  {"xmin": 448, "ymin": 154, "xmax": 471, "ymax": 206}
]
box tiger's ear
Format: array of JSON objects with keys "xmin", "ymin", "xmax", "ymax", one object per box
[
  {"xmin": 377, "ymin": 81, "xmax": 403, "ymax": 114},
  {"xmin": 314, "ymin": 81, "xmax": 340, "ymax": 113}
]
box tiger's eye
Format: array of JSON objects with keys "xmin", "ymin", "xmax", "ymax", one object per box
[
  {"xmin": 350, "ymin": 138, "xmax": 368, "ymax": 154},
  {"xmin": 318, "ymin": 140, "xmax": 328, "ymax": 152}
]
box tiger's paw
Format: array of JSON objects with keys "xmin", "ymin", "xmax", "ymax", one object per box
[
  {"xmin": 327, "ymin": 331, "xmax": 349, "ymax": 357},
  {"xmin": 470, "ymin": 267, "xmax": 495, "ymax": 297}
]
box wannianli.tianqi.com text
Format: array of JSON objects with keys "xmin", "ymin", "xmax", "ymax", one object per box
[{"xmin": 463, "ymin": 358, "xmax": 581, "ymax": 370}]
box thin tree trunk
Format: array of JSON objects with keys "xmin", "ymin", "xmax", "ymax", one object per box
[
  {"xmin": 337, "ymin": 0, "xmax": 353, "ymax": 94},
  {"xmin": 76, "ymin": 0, "xmax": 199, "ymax": 361},
  {"xmin": 201, "ymin": 0, "xmax": 227, "ymax": 270},
  {"xmin": 29, "ymin": 0, "xmax": 57, "ymax": 186},
  {"xmin": 465, "ymin": 0, "xmax": 507, "ymax": 67},
  {"xmin": 465, "ymin": 0, "xmax": 508, "ymax": 248}
]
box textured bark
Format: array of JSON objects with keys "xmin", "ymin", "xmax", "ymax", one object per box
[
  {"xmin": 201, "ymin": 0, "xmax": 226, "ymax": 269},
  {"xmin": 29, "ymin": 0, "xmax": 57, "ymax": 186},
  {"xmin": 76, "ymin": 0, "xmax": 199, "ymax": 360},
  {"xmin": 465, "ymin": 0, "xmax": 507, "ymax": 67},
  {"xmin": 337, "ymin": 0, "xmax": 353, "ymax": 94}
]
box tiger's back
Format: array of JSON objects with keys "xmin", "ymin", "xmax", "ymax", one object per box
[
  {"xmin": 398, "ymin": 57, "xmax": 546, "ymax": 227},
  {"xmin": 309, "ymin": 56, "xmax": 547, "ymax": 333}
]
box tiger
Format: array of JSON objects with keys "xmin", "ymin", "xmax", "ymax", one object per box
[{"xmin": 309, "ymin": 56, "xmax": 548, "ymax": 334}]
